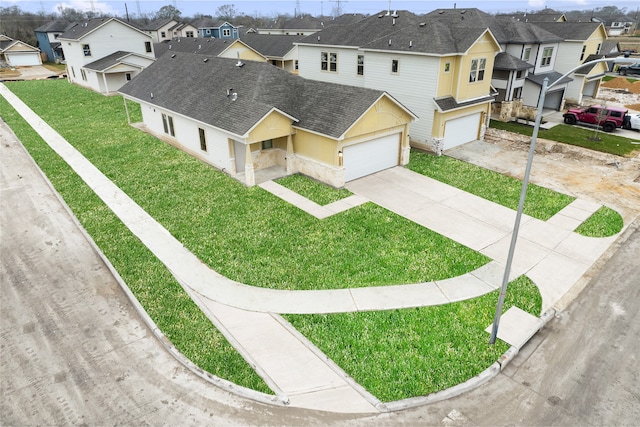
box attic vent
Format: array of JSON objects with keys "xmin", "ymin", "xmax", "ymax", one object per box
[
  {"xmin": 150, "ymin": 92, "xmax": 153, "ymax": 98},
  {"xmin": 461, "ymin": 10, "xmax": 466, "ymax": 14},
  {"xmin": 203, "ymin": 58, "xmax": 208, "ymax": 62},
  {"xmin": 388, "ymin": 39, "xmax": 391, "ymax": 46},
  {"xmin": 391, "ymin": 11, "xmax": 398, "ymax": 18},
  {"xmin": 198, "ymin": 44, "xmax": 201, "ymax": 49},
  {"xmin": 236, "ymin": 60, "xmax": 244, "ymax": 67},
  {"xmin": 169, "ymin": 45, "xmax": 172, "ymax": 49},
  {"xmin": 317, "ymin": 35, "xmax": 320, "ymax": 42},
  {"xmin": 409, "ymin": 41, "xmax": 413, "ymax": 48},
  {"xmin": 171, "ymin": 54, "xmax": 176, "ymax": 58},
  {"xmin": 419, "ymin": 22, "xmax": 426, "ymax": 26},
  {"xmin": 392, "ymin": 18, "xmax": 396, "ymax": 25},
  {"xmin": 227, "ymin": 88, "xmax": 233, "ymax": 97},
  {"xmin": 231, "ymin": 93, "xmax": 238, "ymax": 101},
  {"xmin": 438, "ymin": 10, "xmax": 444, "ymax": 14}
]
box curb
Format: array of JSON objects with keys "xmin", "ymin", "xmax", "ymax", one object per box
[{"xmin": 15, "ymin": 137, "xmax": 287, "ymax": 408}]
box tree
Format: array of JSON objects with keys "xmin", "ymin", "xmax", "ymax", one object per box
[
  {"xmin": 155, "ymin": 4, "xmax": 181, "ymax": 20},
  {"xmin": 216, "ymin": 4, "xmax": 238, "ymax": 21}
]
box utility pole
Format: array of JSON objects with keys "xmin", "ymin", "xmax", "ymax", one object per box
[{"xmin": 329, "ymin": 0, "xmax": 347, "ymax": 17}]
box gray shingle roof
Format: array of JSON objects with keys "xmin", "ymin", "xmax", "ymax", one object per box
[
  {"xmin": 119, "ymin": 53, "xmax": 397, "ymax": 138},
  {"xmin": 526, "ymin": 71, "xmax": 573, "ymax": 87},
  {"xmin": 496, "ymin": 9, "xmax": 566, "ymax": 23},
  {"xmin": 424, "ymin": 8, "xmax": 562, "ymax": 44},
  {"xmin": 35, "ymin": 19, "xmax": 73, "ymax": 33},
  {"xmin": 58, "ymin": 17, "xmax": 142, "ymax": 40},
  {"xmin": 240, "ymin": 34, "xmax": 304, "ymax": 57},
  {"xmin": 433, "ymin": 95, "xmax": 495, "ymax": 112},
  {"xmin": 296, "ymin": 11, "xmax": 421, "ymax": 48},
  {"xmin": 153, "ymin": 37, "xmax": 236, "ymax": 58},
  {"xmin": 493, "ymin": 52, "xmax": 535, "ymax": 71},
  {"xmin": 143, "ymin": 18, "xmax": 175, "ymax": 31},
  {"xmin": 533, "ymin": 22, "xmax": 603, "ymax": 41},
  {"xmin": 83, "ymin": 51, "xmax": 141, "ymax": 71}
]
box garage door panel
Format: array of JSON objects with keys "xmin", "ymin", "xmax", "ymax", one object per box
[
  {"xmin": 443, "ymin": 113, "xmax": 481, "ymax": 150},
  {"xmin": 7, "ymin": 53, "xmax": 41, "ymax": 66},
  {"xmin": 344, "ymin": 133, "xmax": 399, "ymax": 181}
]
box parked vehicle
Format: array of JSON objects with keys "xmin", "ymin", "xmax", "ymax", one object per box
[
  {"xmin": 563, "ymin": 105, "xmax": 630, "ymax": 132},
  {"xmin": 629, "ymin": 114, "xmax": 640, "ymax": 131},
  {"xmin": 618, "ymin": 64, "xmax": 640, "ymax": 76}
]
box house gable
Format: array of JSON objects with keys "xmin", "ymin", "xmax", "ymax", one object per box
[
  {"xmin": 343, "ymin": 94, "xmax": 415, "ymax": 140},
  {"xmin": 217, "ymin": 40, "xmax": 266, "ymax": 62}
]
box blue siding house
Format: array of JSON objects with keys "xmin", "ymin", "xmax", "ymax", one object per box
[
  {"xmin": 34, "ymin": 19, "xmax": 73, "ymax": 62},
  {"xmin": 194, "ymin": 19, "xmax": 239, "ymax": 39}
]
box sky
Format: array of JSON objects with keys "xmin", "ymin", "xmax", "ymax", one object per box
[{"xmin": 3, "ymin": 0, "xmax": 639, "ymax": 19}]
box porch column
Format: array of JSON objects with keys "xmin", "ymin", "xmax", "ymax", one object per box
[
  {"xmin": 286, "ymin": 134, "xmax": 294, "ymax": 174},
  {"xmin": 244, "ymin": 144, "xmax": 255, "ymax": 186}
]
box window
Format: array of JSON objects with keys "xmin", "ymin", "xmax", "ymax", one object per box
[
  {"xmin": 199, "ymin": 128, "xmax": 207, "ymax": 151},
  {"xmin": 469, "ymin": 58, "xmax": 486, "ymax": 82},
  {"xmin": 80, "ymin": 69, "xmax": 86, "ymax": 81},
  {"xmin": 222, "ymin": 28, "xmax": 231, "ymax": 37},
  {"xmin": 162, "ymin": 113, "xmax": 175, "ymax": 137},
  {"xmin": 541, "ymin": 47, "xmax": 553, "ymax": 66},
  {"xmin": 145, "ymin": 41, "xmax": 152, "ymax": 53},
  {"xmin": 262, "ymin": 139, "xmax": 273, "ymax": 150},
  {"xmin": 444, "ymin": 62, "xmax": 450, "ymax": 73},
  {"xmin": 596, "ymin": 43, "xmax": 601, "ymax": 54},
  {"xmin": 516, "ymin": 70, "xmax": 524, "ymax": 79},
  {"xmin": 161, "ymin": 31, "xmax": 166, "ymax": 38},
  {"xmin": 523, "ymin": 47, "xmax": 531, "ymax": 61},
  {"xmin": 294, "ymin": 60, "xmax": 298, "ymax": 70},
  {"xmin": 82, "ymin": 44, "xmax": 91, "ymax": 56},
  {"xmin": 125, "ymin": 73, "xmax": 132, "ymax": 81},
  {"xmin": 186, "ymin": 31, "xmax": 194, "ymax": 37},
  {"xmin": 580, "ymin": 45, "xmax": 586, "ymax": 60},
  {"xmin": 391, "ymin": 59, "xmax": 399, "ymax": 73},
  {"xmin": 357, "ymin": 54, "xmax": 364, "ymax": 75},
  {"xmin": 70, "ymin": 67, "xmax": 76, "ymax": 78},
  {"xmin": 321, "ymin": 51, "xmax": 337, "ymax": 72}
]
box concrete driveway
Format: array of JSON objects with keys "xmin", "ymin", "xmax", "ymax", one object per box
[{"xmin": 1, "ymin": 65, "xmax": 62, "ymax": 81}]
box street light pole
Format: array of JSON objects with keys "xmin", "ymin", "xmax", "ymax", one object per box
[{"xmin": 488, "ymin": 55, "xmax": 640, "ymax": 345}]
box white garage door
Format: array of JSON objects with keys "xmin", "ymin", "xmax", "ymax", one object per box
[
  {"xmin": 583, "ymin": 80, "xmax": 598, "ymax": 98},
  {"xmin": 343, "ymin": 133, "xmax": 400, "ymax": 181},
  {"xmin": 443, "ymin": 113, "xmax": 481, "ymax": 150},
  {"xmin": 543, "ymin": 89, "xmax": 564, "ymax": 110},
  {"xmin": 6, "ymin": 52, "xmax": 41, "ymax": 66}
]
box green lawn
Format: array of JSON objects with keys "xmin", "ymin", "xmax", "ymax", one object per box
[
  {"xmin": 0, "ymin": 79, "xmax": 572, "ymax": 401},
  {"xmin": 490, "ymin": 119, "xmax": 640, "ymax": 157},
  {"xmin": 276, "ymin": 173, "xmax": 352, "ymax": 205}
]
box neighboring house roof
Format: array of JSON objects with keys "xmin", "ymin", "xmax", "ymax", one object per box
[
  {"xmin": 240, "ymin": 34, "xmax": 304, "ymax": 57},
  {"xmin": 83, "ymin": 50, "xmax": 151, "ymax": 71},
  {"xmin": 58, "ymin": 17, "xmax": 150, "ymax": 40},
  {"xmin": 194, "ymin": 18, "xmax": 236, "ymax": 29},
  {"xmin": 143, "ymin": 18, "xmax": 175, "ymax": 31},
  {"xmin": 0, "ymin": 35, "xmax": 40, "ymax": 53},
  {"xmin": 424, "ymin": 8, "xmax": 562, "ymax": 44},
  {"xmin": 579, "ymin": 54, "xmax": 608, "ymax": 74},
  {"xmin": 533, "ymin": 21, "xmax": 604, "ymax": 41},
  {"xmin": 35, "ymin": 19, "xmax": 73, "ymax": 33},
  {"xmin": 433, "ymin": 95, "xmax": 496, "ymax": 112},
  {"xmin": 496, "ymin": 9, "xmax": 566, "ymax": 23},
  {"xmin": 297, "ymin": 10, "xmax": 421, "ymax": 47},
  {"xmin": 153, "ymin": 37, "xmax": 239, "ymax": 58},
  {"xmin": 493, "ymin": 52, "xmax": 535, "ymax": 71},
  {"xmin": 599, "ymin": 40, "xmax": 620, "ymax": 54},
  {"xmin": 526, "ymin": 70, "xmax": 573, "ymax": 87},
  {"xmin": 119, "ymin": 53, "xmax": 413, "ymax": 139}
]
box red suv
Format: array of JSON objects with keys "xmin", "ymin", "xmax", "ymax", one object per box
[{"xmin": 563, "ymin": 105, "xmax": 630, "ymax": 132}]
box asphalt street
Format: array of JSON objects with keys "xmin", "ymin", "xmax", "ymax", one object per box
[{"xmin": 1, "ymin": 117, "xmax": 639, "ymax": 425}]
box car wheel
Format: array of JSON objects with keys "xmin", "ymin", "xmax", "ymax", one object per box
[
  {"xmin": 621, "ymin": 70, "xmax": 627, "ymax": 76},
  {"xmin": 564, "ymin": 116, "xmax": 576, "ymax": 125},
  {"xmin": 603, "ymin": 122, "xmax": 615, "ymax": 132}
]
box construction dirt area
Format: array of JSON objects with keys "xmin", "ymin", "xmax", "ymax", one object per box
[{"xmin": 450, "ymin": 81, "xmax": 640, "ymax": 225}]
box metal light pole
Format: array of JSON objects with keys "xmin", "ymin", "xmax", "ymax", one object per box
[{"xmin": 488, "ymin": 55, "xmax": 640, "ymax": 344}]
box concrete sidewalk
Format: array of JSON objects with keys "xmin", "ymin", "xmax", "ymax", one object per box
[{"xmin": 0, "ymin": 82, "xmax": 621, "ymax": 413}]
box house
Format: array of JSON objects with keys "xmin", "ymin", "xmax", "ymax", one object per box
[
  {"xmin": 258, "ymin": 15, "xmax": 324, "ymax": 35},
  {"xmin": 194, "ymin": 19, "xmax": 239, "ymax": 39},
  {"xmin": 296, "ymin": 10, "xmax": 501, "ymax": 152},
  {"xmin": 533, "ymin": 21, "xmax": 608, "ymax": 105},
  {"xmin": 118, "ymin": 53, "xmax": 416, "ymax": 188},
  {"xmin": 34, "ymin": 19, "xmax": 73, "ymax": 63},
  {"xmin": 427, "ymin": 8, "xmax": 573, "ymax": 120},
  {"xmin": 143, "ymin": 18, "xmax": 198, "ymax": 42},
  {"xmin": 58, "ymin": 18, "xmax": 155, "ymax": 94},
  {"xmin": 0, "ymin": 35, "xmax": 42, "ymax": 67},
  {"xmin": 240, "ymin": 34, "xmax": 304, "ymax": 72}
]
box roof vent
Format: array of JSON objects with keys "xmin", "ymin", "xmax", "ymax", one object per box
[
  {"xmin": 203, "ymin": 58, "xmax": 208, "ymax": 62},
  {"xmin": 419, "ymin": 22, "xmax": 426, "ymax": 27},
  {"xmin": 227, "ymin": 88, "xmax": 233, "ymax": 97},
  {"xmin": 409, "ymin": 41, "xmax": 413, "ymax": 48},
  {"xmin": 150, "ymin": 92, "xmax": 153, "ymax": 98},
  {"xmin": 392, "ymin": 18, "xmax": 396, "ymax": 25},
  {"xmin": 317, "ymin": 35, "xmax": 320, "ymax": 42},
  {"xmin": 171, "ymin": 53, "xmax": 176, "ymax": 58},
  {"xmin": 198, "ymin": 44, "xmax": 201, "ymax": 49},
  {"xmin": 236, "ymin": 60, "xmax": 244, "ymax": 67},
  {"xmin": 391, "ymin": 11, "xmax": 398, "ymax": 18},
  {"xmin": 388, "ymin": 39, "xmax": 391, "ymax": 46},
  {"xmin": 231, "ymin": 93, "xmax": 238, "ymax": 101}
]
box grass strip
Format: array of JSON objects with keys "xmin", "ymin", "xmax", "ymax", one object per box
[
  {"xmin": 285, "ymin": 275, "xmax": 542, "ymax": 402},
  {"xmin": 575, "ymin": 205, "xmax": 624, "ymax": 237},
  {"xmin": 275, "ymin": 173, "xmax": 352, "ymax": 205},
  {"xmin": 0, "ymin": 96, "xmax": 272, "ymax": 393},
  {"xmin": 407, "ymin": 150, "xmax": 575, "ymax": 221},
  {"xmin": 490, "ymin": 120, "xmax": 639, "ymax": 157},
  {"xmin": 4, "ymin": 80, "xmax": 488, "ymax": 291}
]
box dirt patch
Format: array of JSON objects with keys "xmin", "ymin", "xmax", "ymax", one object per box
[{"xmin": 448, "ymin": 133, "xmax": 640, "ymax": 224}]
